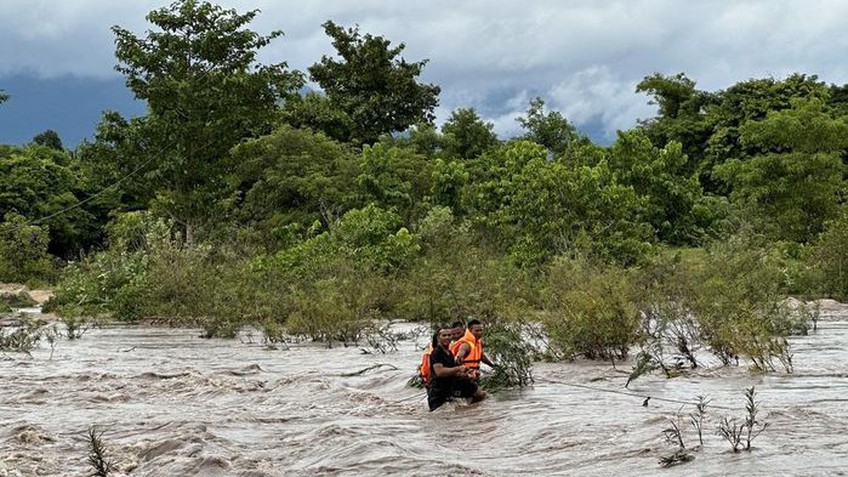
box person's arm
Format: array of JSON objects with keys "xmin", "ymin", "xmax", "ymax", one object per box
[
  {"xmin": 481, "ymin": 351, "xmax": 496, "ymax": 368},
  {"xmin": 454, "ymin": 343, "xmax": 470, "ymax": 364},
  {"xmin": 433, "ymin": 362, "xmax": 468, "ymax": 378}
]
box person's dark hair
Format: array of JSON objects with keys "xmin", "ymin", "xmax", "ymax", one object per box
[
  {"xmin": 432, "ymin": 324, "xmax": 449, "ymax": 348},
  {"xmin": 467, "ymin": 318, "xmax": 482, "ymax": 328},
  {"xmin": 451, "ymin": 321, "xmax": 464, "ymax": 329}
]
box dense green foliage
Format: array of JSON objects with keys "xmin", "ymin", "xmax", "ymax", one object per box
[
  {"xmin": 4, "ymin": 1, "xmax": 847, "ymax": 388},
  {"xmin": 284, "ymin": 21, "xmax": 440, "ymax": 145}
]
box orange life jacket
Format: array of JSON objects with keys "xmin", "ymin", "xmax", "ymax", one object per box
[
  {"xmin": 419, "ymin": 343, "xmax": 433, "ymax": 384},
  {"xmin": 450, "ymin": 329, "xmax": 483, "ymax": 369}
]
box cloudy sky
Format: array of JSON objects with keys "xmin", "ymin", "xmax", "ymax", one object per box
[{"xmin": 2, "ymin": 0, "xmax": 848, "ymax": 147}]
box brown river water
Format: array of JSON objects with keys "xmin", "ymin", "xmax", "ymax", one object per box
[{"xmin": 3, "ymin": 303, "xmax": 848, "ymax": 476}]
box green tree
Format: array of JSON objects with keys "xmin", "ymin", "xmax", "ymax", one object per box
[
  {"xmin": 229, "ymin": 125, "xmax": 358, "ymax": 249},
  {"xmin": 0, "ymin": 213, "xmax": 56, "ymax": 283},
  {"xmin": 356, "ymin": 143, "xmax": 433, "ymax": 222},
  {"xmin": 465, "ymin": 141, "xmax": 651, "ymax": 265},
  {"xmin": 703, "ymin": 73, "xmax": 830, "ymax": 191},
  {"xmin": 112, "ymin": 0, "xmax": 303, "ymax": 244},
  {"xmin": 300, "ymin": 21, "xmax": 440, "ymax": 145},
  {"xmin": 516, "ymin": 97, "xmax": 581, "ymax": 154},
  {"xmin": 809, "ymin": 208, "xmax": 848, "ymax": 300},
  {"xmin": 636, "ymin": 73, "xmax": 715, "ymax": 174},
  {"xmin": 430, "ymin": 159, "xmax": 469, "ymax": 213},
  {"xmin": 32, "ymin": 130, "xmax": 64, "ymax": 151},
  {"xmin": 0, "ymin": 90, "xmax": 8, "ymax": 104},
  {"xmin": 715, "ymin": 98, "xmax": 848, "ymax": 242},
  {"xmin": 0, "ymin": 144, "xmax": 96, "ymax": 258},
  {"xmin": 606, "ymin": 130, "xmax": 716, "ymax": 244},
  {"xmin": 441, "ymin": 108, "xmax": 498, "ymax": 159}
]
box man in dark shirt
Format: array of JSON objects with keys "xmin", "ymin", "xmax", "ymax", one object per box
[{"xmin": 428, "ymin": 326, "xmax": 487, "ymax": 411}]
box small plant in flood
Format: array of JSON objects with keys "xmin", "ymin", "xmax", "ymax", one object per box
[
  {"xmin": 717, "ymin": 416, "xmax": 744, "ymax": 452},
  {"xmin": 362, "ymin": 321, "xmax": 403, "ymax": 354},
  {"xmin": 480, "ymin": 321, "xmax": 535, "ymax": 391},
  {"xmin": 743, "ymin": 386, "xmax": 768, "ymax": 450},
  {"xmin": 86, "ymin": 426, "xmax": 113, "ymax": 477},
  {"xmin": 689, "ymin": 395, "xmax": 710, "ymax": 446},
  {"xmin": 0, "ymin": 318, "xmax": 43, "ymax": 353},
  {"xmin": 663, "ymin": 413, "xmax": 686, "ymax": 449},
  {"xmin": 62, "ymin": 316, "xmax": 93, "ymax": 340},
  {"xmin": 43, "ymin": 324, "xmax": 60, "ymax": 360},
  {"xmin": 718, "ymin": 386, "xmax": 768, "ymax": 452},
  {"xmin": 659, "ymin": 408, "xmax": 695, "ymax": 468}
]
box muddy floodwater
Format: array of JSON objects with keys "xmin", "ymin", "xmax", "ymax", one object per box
[{"xmin": 3, "ymin": 305, "xmax": 848, "ymax": 476}]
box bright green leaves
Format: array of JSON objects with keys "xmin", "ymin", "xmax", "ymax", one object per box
[
  {"xmin": 110, "ymin": 0, "xmax": 303, "ymax": 242},
  {"xmin": 716, "ymin": 99, "xmax": 847, "ymax": 242},
  {"xmin": 356, "ymin": 143, "xmax": 432, "ymax": 221}
]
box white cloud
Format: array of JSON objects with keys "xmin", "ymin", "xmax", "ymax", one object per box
[{"xmin": 3, "ymin": 0, "xmax": 848, "ymax": 140}]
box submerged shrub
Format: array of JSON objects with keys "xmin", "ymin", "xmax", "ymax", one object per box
[
  {"xmin": 630, "ymin": 239, "xmax": 812, "ymax": 383},
  {"xmin": 685, "ymin": 236, "xmax": 810, "ymax": 371},
  {"xmin": 285, "ymin": 255, "xmax": 391, "ymax": 345},
  {"xmin": 542, "ymin": 257, "xmax": 640, "ymax": 363},
  {"xmin": 0, "ymin": 318, "xmax": 44, "ymax": 352},
  {"xmin": 480, "ymin": 321, "xmax": 535, "ymax": 390}
]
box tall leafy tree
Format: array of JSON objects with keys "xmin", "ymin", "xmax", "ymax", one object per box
[
  {"xmin": 0, "ymin": 90, "xmax": 8, "ymax": 104},
  {"xmin": 32, "ymin": 130, "xmax": 64, "ymax": 151},
  {"xmin": 606, "ymin": 130, "xmax": 717, "ymax": 245},
  {"xmin": 636, "ymin": 73, "xmax": 715, "ymax": 175},
  {"xmin": 0, "ymin": 145, "xmax": 96, "ymax": 257},
  {"xmin": 297, "ymin": 21, "xmax": 440, "ymax": 145},
  {"xmin": 356, "ymin": 143, "xmax": 433, "ymax": 222},
  {"xmin": 715, "ymin": 98, "xmax": 848, "ymax": 242},
  {"xmin": 516, "ymin": 97, "xmax": 580, "ymax": 155},
  {"xmin": 229, "ymin": 125, "xmax": 358, "ymax": 249},
  {"xmin": 441, "ymin": 108, "xmax": 498, "ymax": 160},
  {"xmin": 702, "ymin": 73, "xmax": 830, "ymax": 192},
  {"xmin": 111, "ymin": 0, "xmax": 303, "ymax": 243}
]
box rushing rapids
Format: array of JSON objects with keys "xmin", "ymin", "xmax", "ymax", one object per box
[{"xmin": 2, "ymin": 304, "xmax": 848, "ymax": 476}]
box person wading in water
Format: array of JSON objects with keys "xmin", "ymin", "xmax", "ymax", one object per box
[
  {"xmin": 418, "ymin": 320, "xmax": 469, "ymax": 387},
  {"xmin": 428, "ymin": 325, "xmax": 486, "ymax": 411},
  {"xmin": 451, "ymin": 319, "xmax": 497, "ymax": 381}
]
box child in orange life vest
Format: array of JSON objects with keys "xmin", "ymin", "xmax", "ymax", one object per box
[{"xmin": 450, "ymin": 319, "xmax": 497, "ymax": 381}]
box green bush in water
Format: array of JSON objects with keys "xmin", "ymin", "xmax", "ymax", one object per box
[
  {"xmin": 480, "ymin": 321, "xmax": 535, "ymax": 391},
  {"xmin": 808, "ymin": 207, "xmax": 848, "ymax": 301},
  {"xmin": 48, "ymin": 251, "xmax": 148, "ymax": 321},
  {"xmin": 285, "ymin": 258, "xmax": 389, "ymax": 345},
  {"xmin": 0, "ymin": 214, "xmax": 57, "ymax": 284},
  {"xmin": 684, "ymin": 235, "xmax": 810, "ymax": 371},
  {"xmin": 541, "ymin": 257, "xmax": 640, "ymax": 363},
  {"xmin": 629, "ymin": 236, "xmax": 813, "ymax": 382},
  {"xmin": 0, "ymin": 318, "xmax": 44, "ymax": 352}
]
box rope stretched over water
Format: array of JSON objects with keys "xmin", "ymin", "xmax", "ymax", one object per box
[
  {"xmin": 535, "ymin": 377, "xmax": 735, "ymax": 410},
  {"xmin": 341, "ymin": 364, "xmax": 738, "ymax": 409},
  {"xmin": 338, "ymin": 363, "xmax": 398, "ymax": 377}
]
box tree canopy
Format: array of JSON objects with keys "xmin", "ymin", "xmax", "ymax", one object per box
[
  {"xmin": 288, "ymin": 21, "xmax": 440, "ymax": 145},
  {"xmin": 111, "ymin": 0, "xmax": 303, "ymax": 243}
]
